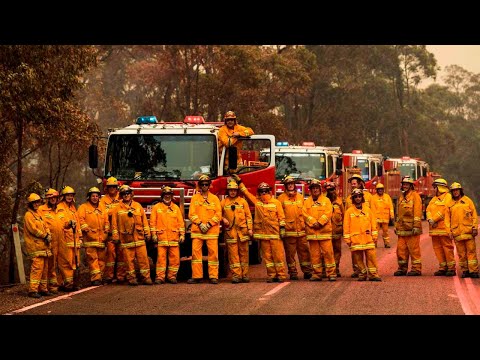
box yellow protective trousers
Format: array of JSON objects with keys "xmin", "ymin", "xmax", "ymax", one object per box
[
  {"xmin": 283, "ymin": 235, "xmax": 312, "ymax": 276},
  {"xmin": 191, "ymin": 238, "xmax": 218, "ymax": 280},
  {"xmin": 309, "ymin": 240, "xmax": 336, "ymax": 279},
  {"xmin": 85, "ymin": 247, "xmax": 106, "ymax": 282},
  {"xmin": 352, "ymin": 249, "xmax": 380, "ymax": 280},
  {"xmin": 29, "ymin": 256, "xmax": 50, "ymax": 294},
  {"xmin": 123, "ymin": 245, "xmax": 150, "ymax": 283},
  {"xmin": 377, "ymin": 222, "xmax": 390, "ymax": 246},
  {"xmin": 322, "ymin": 237, "xmax": 342, "ymax": 275},
  {"xmin": 226, "ymin": 239, "xmax": 249, "ymax": 280},
  {"xmin": 57, "ymin": 246, "xmax": 80, "ymax": 288},
  {"xmin": 156, "ymin": 245, "xmax": 180, "ymax": 281},
  {"xmin": 260, "ymin": 239, "xmax": 287, "ymax": 280},
  {"xmin": 455, "ymin": 239, "xmax": 479, "ymax": 274},
  {"xmin": 104, "ymin": 241, "xmax": 126, "ymax": 281},
  {"xmin": 431, "ymin": 235, "xmax": 456, "ymax": 271},
  {"xmin": 46, "ymin": 254, "xmax": 59, "ymax": 292},
  {"xmin": 396, "ymin": 235, "xmax": 422, "ymax": 273}
]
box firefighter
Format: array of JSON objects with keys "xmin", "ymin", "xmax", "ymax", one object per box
[
  {"xmin": 302, "ymin": 179, "xmax": 336, "ymax": 281},
  {"xmin": 99, "ymin": 176, "xmax": 126, "ymax": 284},
  {"xmin": 372, "ymin": 183, "xmax": 394, "ymax": 248},
  {"xmin": 345, "ymin": 174, "xmax": 377, "ymax": 277},
  {"xmin": 187, "ymin": 175, "xmax": 222, "ymax": 284},
  {"xmin": 343, "ymin": 188, "xmax": 381, "ymax": 281},
  {"xmin": 77, "ymin": 187, "xmax": 109, "ymax": 286},
  {"xmin": 149, "ymin": 186, "xmax": 185, "ymax": 284},
  {"xmin": 57, "ymin": 185, "xmax": 83, "ymax": 291},
  {"xmin": 426, "ymin": 178, "xmax": 456, "ymax": 276},
  {"xmin": 111, "ymin": 185, "xmax": 153, "ymax": 285},
  {"xmin": 325, "ymin": 181, "xmax": 344, "ymax": 277},
  {"xmin": 221, "ymin": 181, "xmax": 253, "ymax": 283},
  {"xmin": 393, "ymin": 176, "xmax": 423, "ymax": 276},
  {"xmin": 24, "ymin": 193, "xmax": 53, "ymax": 298},
  {"xmin": 38, "ymin": 188, "xmax": 62, "ymax": 294},
  {"xmin": 277, "ymin": 175, "xmax": 313, "ymax": 280},
  {"xmin": 218, "ymin": 111, "xmax": 255, "ymax": 172},
  {"xmin": 235, "ymin": 177, "xmax": 288, "ymax": 282},
  {"xmin": 448, "ymin": 182, "xmax": 479, "ymax": 278}
]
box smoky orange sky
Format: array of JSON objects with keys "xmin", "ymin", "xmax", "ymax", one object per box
[{"xmin": 426, "ymin": 45, "xmax": 480, "ymax": 84}]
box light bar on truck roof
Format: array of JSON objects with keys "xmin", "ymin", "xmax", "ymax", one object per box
[
  {"xmin": 184, "ymin": 116, "xmax": 205, "ymax": 124},
  {"xmin": 276, "ymin": 141, "xmax": 289, "ymax": 146},
  {"xmin": 301, "ymin": 142, "xmax": 315, "ymax": 147},
  {"xmin": 352, "ymin": 149, "xmax": 363, "ymax": 154},
  {"xmin": 136, "ymin": 116, "xmax": 158, "ymax": 125}
]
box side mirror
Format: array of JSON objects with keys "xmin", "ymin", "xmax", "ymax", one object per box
[
  {"xmin": 228, "ymin": 146, "xmax": 238, "ymax": 170},
  {"xmin": 378, "ymin": 165, "xmax": 383, "ymax": 177},
  {"xmin": 89, "ymin": 144, "xmax": 98, "ymax": 169},
  {"xmin": 335, "ymin": 157, "xmax": 343, "ymax": 175}
]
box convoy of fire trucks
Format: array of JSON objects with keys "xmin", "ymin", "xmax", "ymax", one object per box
[{"xmin": 89, "ymin": 115, "xmax": 441, "ymax": 277}]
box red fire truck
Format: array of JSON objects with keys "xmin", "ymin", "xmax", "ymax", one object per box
[{"xmin": 89, "ymin": 115, "xmax": 276, "ymax": 277}]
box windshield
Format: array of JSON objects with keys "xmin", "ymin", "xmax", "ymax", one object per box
[
  {"xmin": 357, "ymin": 159, "xmax": 370, "ymax": 181},
  {"xmin": 399, "ymin": 163, "xmax": 416, "ymax": 180},
  {"xmin": 104, "ymin": 134, "xmax": 217, "ymax": 180},
  {"xmin": 269, "ymin": 152, "xmax": 327, "ymax": 180}
]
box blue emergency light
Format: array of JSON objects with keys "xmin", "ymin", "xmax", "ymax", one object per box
[
  {"xmin": 136, "ymin": 116, "xmax": 158, "ymax": 124},
  {"xmin": 276, "ymin": 141, "xmax": 289, "ymax": 146}
]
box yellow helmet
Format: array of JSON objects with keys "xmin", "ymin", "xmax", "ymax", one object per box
[
  {"xmin": 106, "ymin": 177, "xmax": 118, "ymax": 186},
  {"xmin": 61, "ymin": 186, "xmax": 75, "ymax": 195},
  {"xmin": 227, "ymin": 181, "xmax": 239, "ymax": 190},
  {"xmin": 198, "ymin": 175, "xmax": 211, "ymax": 184},
  {"xmin": 351, "ymin": 188, "xmax": 364, "ymax": 197},
  {"xmin": 161, "ymin": 186, "xmax": 173, "ymax": 196},
  {"xmin": 44, "ymin": 188, "xmax": 59, "ymax": 198},
  {"xmin": 433, "ymin": 178, "xmax": 448, "ymax": 187},
  {"xmin": 27, "ymin": 193, "xmax": 42, "ymax": 203},
  {"xmin": 401, "ymin": 176, "xmax": 414, "ymax": 184},
  {"xmin": 119, "ymin": 185, "xmax": 133, "ymax": 194},
  {"xmin": 309, "ymin": 179, "xmax": 322, "ymax": 189},
  {"xmin": 376, "ymin": 183, "xmax": 384, "ymax": 189},
  {"xmin": 282, "ymin": 175, "xmax": 296, "ymax": 185},
  {"xmin": 223, "ymin": 111, "xmax": 237, "ymax": 121},
  {"xmin": 450, "ymin": 182, "xmax": 462, "ymax": 190},
  {"xmin": 87, "ymin": 187, "xmax": 101, "ymax": 197},
  {"xmin": 348, "ymin": 174, "xmax": 364, "ymax": 183}
]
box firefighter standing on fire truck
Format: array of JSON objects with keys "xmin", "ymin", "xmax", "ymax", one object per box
[
  {"xmin": 149, "ymin": 186, "xmax": 185, "ymax": 284},
  {"xmin": 302, "ymin": 179, "xmax": 336, "ymax": 281},
  {"xmin": 24, "ymin": 193, "xmax": 53, "ymax": 298},
  {"xmin": 235, "ymin": 176, "xmax": 288, "ymax": 282},
  {"xmin": 448, "ymin": 182, "xmax": 479, "ymax": 278},
  {"xmin": 99, "ymin": 177, "xmax": 126, "ymax": 284},
  {"xmin": 111, "ymin": 185, "xmax": 153, "ymax": 285},
  {"xmin": 38, "ymin": 188, "xmax": 62, "ymax": 294},
  {"xmin": 372, "ymin": 183, "xmax": 394, "ymax": 248},
  {"xmin": 221, "ymin": 180, "xmax": 253, "ymax": 283},
  {"xmin": 325, "ymin": 181, "xmax": 344, "ymax": 277},
  {"xmin": 77, "ymin": 187, "xmax": 109, "ymax": 286},
  {"xmin": 218, "ymin": 111, "xmax": 255, "ymax": 171},
  {"xmin": 393, "ymin": 176, "xmax": 423, "ymax": 276},
  {"xmin": 57, "ymin": 186, "xmax": 83, "ymax": 291},
  {"xmin": 277, "ymin": 175, "xmax": 313, "ymax": 280},
  {"xmin": 426, "ymin": 178, "xmax": 456, "ymax": 276},
  {"xmin": 188, "ymin": 175, "xmax": 222, "ymax": 284}
]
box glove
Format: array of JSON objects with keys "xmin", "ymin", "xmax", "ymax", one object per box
[
  {"xmin": 412, "ymin": 228, "xmax": 421, "ymax": 236},
  {"xmin": 145, "ymin": 234, "xmax": 151, "ymax": 242},
  {"xmin": 248, "ymin": 229, "xmax": 253, "ymax": 237},
  {"xmin": 152, "ymin": 234, "xmax": 158, "ymax": 243},
  {"xmin": 428, "ymin": 219, "xmax": 435, "ymax": 227},
  {"xmin": 231, "ymin": 174, "xmax": 242, "ymax": 184},
  {"xmin": 473, "ymin": 229, "xmax": 478, "ymax": 237},
  {"xmin": 179, "ymin": 235, "xmax": 185, "ymax": 244},
  {"xmin": 199, "ymin": 223, "xmax": 209, "ymax": 233},
  {"xmin": 69, "ymin": 219, "xmax": 77, "ymax": 228},
  {"xmin": 280, "ymin": 227, "xmax": 286, "ymax": 239},
  {"xmin": 44, "ymin": 234, "xmax": 52, "ymax": 246}
]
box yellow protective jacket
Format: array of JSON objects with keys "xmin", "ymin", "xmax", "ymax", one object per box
[
  {"xmin": 221, "ymin": 196, "xmax": 252, "ymax": 242},
  {"xmin": 77, "ymin": 202, "xmax": 109, "ymax": 248},
  {"xmin": 426, "ymin": 192, "xmax": 452, "ymax": 236},
  {"xmin": 302, "ymin": 195, "xmax": 333, "ymax": 241},
  {"xmin": 38, "ymin": 204, "xmax": 63, "ymax": 247},
  {"xmin": 395, "ymin": 190, "xmax": 422, "ymax": 236},
  {"xmin": 112, "ymin": 200, "xmax": 150, "ymax": 248},
  {"xmin": 189, "ymin": 192, "xmax": 222, "ymax": 240},
  {"xmin": 331, "ymin": 197, "xmax": 344, "ymax": 239},
  {"xmin": 57, "ymin": 201, "xmax": 82, "ymax": 248},
  {"xmin": 277, "ymin": 191, "xmax": 305, "ymax": 237},
  {"xmin": 150, "ymin": 201, "xmax": 185, "ymax": 246},
  {"xmin": 343, "ymin": 205, "xmax": 377, "ymax": 251},
  {"xmin": 372, "ymin": 193, "xmax": 394, "ymax": 223},
  {"xmin": 218, "ymin": 124, "xmax": 254, "ymax": 166},
  {"xmin": 99, "ymin": 193, "xmax": 120, "ymax": 233},
  {"xmin": 449, "ymin": 195, "xmax": 478, "ymax": 241},
  {"xmin": 23, "ymin": 209, "xmax": 52, "ymax": 258},
  {"xmin": 239, "ymin": 184, "xmax": 286, "ymax": 240}
]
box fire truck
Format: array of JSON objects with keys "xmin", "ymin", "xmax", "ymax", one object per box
[{"xmin": 88, "ymin": 115, "xmax": 276, "ymax": 277}]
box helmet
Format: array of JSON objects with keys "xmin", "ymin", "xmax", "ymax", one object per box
[
  {"xmin": 44, "ymin": 188, "xmax": 59, "ymax": 198},
  {"xmin": 119, "ymin": 185, "xmax": 132, "ymax": 194},
  {"xmin": 61, "ymin": 186, "xmax": 75, "ymax": 195},
  {"xmin": 309, "ymin": 179, "xmax": 322, "ymax": 189},
  {"xmin": 257, "ymin": 182, "xmax": 271, "ymax": 192},
  {"xmin": 87, "ymin": 187, "xmax": 101, "ymax": 197},
  {"xmin": 401, "ymin": 176, "xmax": 414, "ymax": 184},
  {"xmin": 198, "ymin": 175, "xmax": 211, "ymax": 182},
  {"xmin": 282, "ymin": 175, "xmax": 296, "ymax": 185},
  {"xmin": 161, "ymin": 186, "xmax": 173, "ymax": 196},
  {"xmin": 106, "ymin": 177, "xmax": 118, "ymax": 186},
  {"xmin": 376, "ymin": 183, "xmax": 384, "ymax": 189},
  {"xmin": 223, "ymin": 111, "xmax": 237, "ymax": 121},
  {"xmin": 351, "ymin": 188, "xmax": 364, "ymax": 197},
  {"xmin": 27, "ymin": 193, "xmax": 42, "ymax": 203},
  {"xmin": 325, "ymin": 181, "xmax": 336, "ymax": 190},
  {"xmin": 450, "ymin": 182, "xmax": 462, "ymax": 190},
  {"xmin": 433, "ymin": 178, "xmax": 448, "ymax": 187},
  {"xmin": 227, "ymin": 181, "xmax": 239, "ymax": 190},
  {"xmin": 348, "ymin": 174, "xmax": 364, "ymax": 183}
]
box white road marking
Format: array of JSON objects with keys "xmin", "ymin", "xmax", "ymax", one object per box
[{"xmin": 258, "ymin": 281, "xmax": 290, "ymax": 300}]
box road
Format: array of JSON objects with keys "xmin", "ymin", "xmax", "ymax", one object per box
[{"xmin": 5, "ymin": 220, "xmax": 480, "ymax": 315}]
